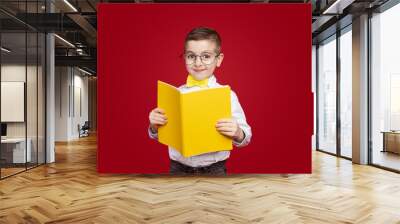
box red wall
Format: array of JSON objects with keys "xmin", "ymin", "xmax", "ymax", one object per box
[{"xmin": 98, "ymin": 3, "xmax": 313, "ymax": 173}]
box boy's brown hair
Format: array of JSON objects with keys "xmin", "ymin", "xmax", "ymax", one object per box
[{"xmin": 184, "ymin": 27, "xmax": 222, "ymax": 53}]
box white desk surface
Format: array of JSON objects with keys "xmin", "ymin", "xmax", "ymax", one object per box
[{"xmin": 1, "ymin": 138, "xmax": 28, "ymax": 143}]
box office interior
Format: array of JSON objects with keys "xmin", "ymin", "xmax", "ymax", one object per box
[
  {"xmin": 0, "ymin": 0, "xmax": 97, "ymax": 179},
  {"xmin": 0, "ymin": 0, "xmax": 399, "ymax": 223}
]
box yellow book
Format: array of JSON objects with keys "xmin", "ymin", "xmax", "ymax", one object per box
[{"xmin": 157, "ymin": 80, "xmax": 232, "ymax": 157}]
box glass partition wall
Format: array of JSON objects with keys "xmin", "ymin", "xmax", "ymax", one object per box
[
  {"xmin": 0, "ymin": 1, "xmax": 46, "ymax": 179},
  {"xmin": 316, "ymin": 26, "xmax": 353, "ymax": 159},
  {"xmin": 339, "ymin": 27, "xmax": 352, "ymax": 159},
  {"xmin": 370, "ymin": 3, "xmax": 400, "ymax": 172},
  {"xmin": 316, "ymin": 0, "xmax": 400, "ymax": 173},
  {"xmin": 317, "ymin": 35, "xmax": 337, "ymax": 155}
]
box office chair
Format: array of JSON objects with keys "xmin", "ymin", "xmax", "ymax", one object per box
[{"xmin": 79, "ymin": 121, "xmax": 90, "ymax": 138}]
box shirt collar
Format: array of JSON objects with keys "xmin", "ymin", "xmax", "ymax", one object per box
[{"xmin": 207, "ymin": 75, "xmax": 217, "ymax": 87}]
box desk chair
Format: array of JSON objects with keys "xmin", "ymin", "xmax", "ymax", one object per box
[{"xmin": 79, "ymin": 121, "xmax": 90, "ymax": 138}]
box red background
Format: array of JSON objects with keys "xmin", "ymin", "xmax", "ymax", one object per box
[{"xmin": 97, "ymin": 3, "xmax": 312, "ymax": 173}]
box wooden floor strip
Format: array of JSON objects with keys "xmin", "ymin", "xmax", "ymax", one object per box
[{"xmin": 0, "ymin": 134, "xmax": 400, "ymax": 223}]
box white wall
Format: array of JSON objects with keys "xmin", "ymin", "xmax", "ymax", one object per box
[
  {"xmin": 55, "ymin": 67, "xmax": 89, "ymax": 141},
  {"xmin": 1, "ymin": 65, "xmax": 26, "ymax": 132},
  {"xmin": 312, "ymin": 45, "xmax": 316, "ymax": 150},
  {"xmin": 73, "ymin": 73, "xmax": 89, "ymax": 137},
  {"xmin": 1, "ymin": 65, "xmax": 41, "ymax": 137},
  {"xmin": 55, "ymin": 66, "xmax": 69, "ymax": 141}
]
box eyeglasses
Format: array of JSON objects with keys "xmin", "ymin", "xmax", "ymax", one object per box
[{"xmin": 183, "ymin": 52, "xmax": 220, "ymax": 65}]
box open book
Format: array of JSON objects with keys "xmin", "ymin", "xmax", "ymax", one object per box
[{"xmin": 157, "ymin": 80, "xmax": 232, "ymax": 157}]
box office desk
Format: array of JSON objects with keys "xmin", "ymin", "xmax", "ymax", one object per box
[
  {"xmin": 382, "ymin": 131, "xmax": 400, "ymax": 154},
  {"xmin": 1, "ymin": 138, "xmax": 32, "ymax": 164}
]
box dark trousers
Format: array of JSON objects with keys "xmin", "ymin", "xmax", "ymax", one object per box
[{"xmin": 169, "ymin": 159, "xmax": 227, "ymax": 175}]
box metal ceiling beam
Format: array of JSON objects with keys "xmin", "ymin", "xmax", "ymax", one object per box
[
  {"xmin": 312, "ymin": 15, "xmax": 335, "ymax": 33},
  {"xmin": 322, "ymin": 0, "xmax": 355, "ymax": 14},
  {"xmin": 2, "ymin": 13, "xmax": 83, "ymax": 32},
  {"xmin": 55, "ymin": 55, "xmax": 96, "ymax": 69},
  {"xmin": 312, "ymin": 14, "xmax": 352, "ymax": 44},
  {"xmin": 67, "ymin": 13, "xmax": 97, "ymax": 44},
  {"xmin": 0, "ymin": 8, "xmax": 38, "ymax": 31},
  {"xmin": 55, "ymin": 0, "xmax": 97, "ymax": 45}
]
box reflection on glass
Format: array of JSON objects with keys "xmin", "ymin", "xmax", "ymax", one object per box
[
  {"xmin": 312, "ymin": 46, "xmax": 317, "ymax": 150},
  {"xmin": 318, "ymin": 36, "xmax": 337, "ymax": 154},
  {"xmin": 0, "ymin": 1, "xmax": 46, "ymax": 179},
  {"xmin": 371, "ymin": 3, "xmax": 400, "ymax": 171},
  {"xmin": 1, "ymin": 32, "xmax": 27, "ymax": 177},
  {"xmin": 38, "ymin": 33, "xmax": 46, "ymax": 165},
  {"xmin": 27, "ymin": 31, "xmax": 38, "ymax": 169},
  {"xmin": 340, "ymin": 29, "xmax": 352, "ymax": 158},
  {"xmin": 390, "ymin": 75, "xmax": 400, "ymax": 130}
]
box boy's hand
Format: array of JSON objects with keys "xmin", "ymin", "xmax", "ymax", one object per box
[
  {"xmin": 149, "ymin": 108, "xmax": 168, "ymax": 132},
  {"xmin": 216, "ymin": 118, "xmax": 244, "ymax": 142}
]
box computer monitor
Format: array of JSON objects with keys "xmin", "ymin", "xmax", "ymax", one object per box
[{"xmin": 1, "ymin": 123, "xmax": 7, "ymax": 137}]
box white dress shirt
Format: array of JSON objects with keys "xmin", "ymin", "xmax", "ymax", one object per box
[{"xmin": 148, "ymin": 75, "xmax": 252, "ymax": 167}]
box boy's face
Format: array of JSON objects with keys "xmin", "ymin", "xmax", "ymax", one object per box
[{"xmin": 184, "ymin": 40, "xmax": 224, "ymax": 81}]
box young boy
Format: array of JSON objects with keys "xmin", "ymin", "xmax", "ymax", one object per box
[{"xmin": 148, "ymin": 27, "xmax": 252, "ymax": 175}]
